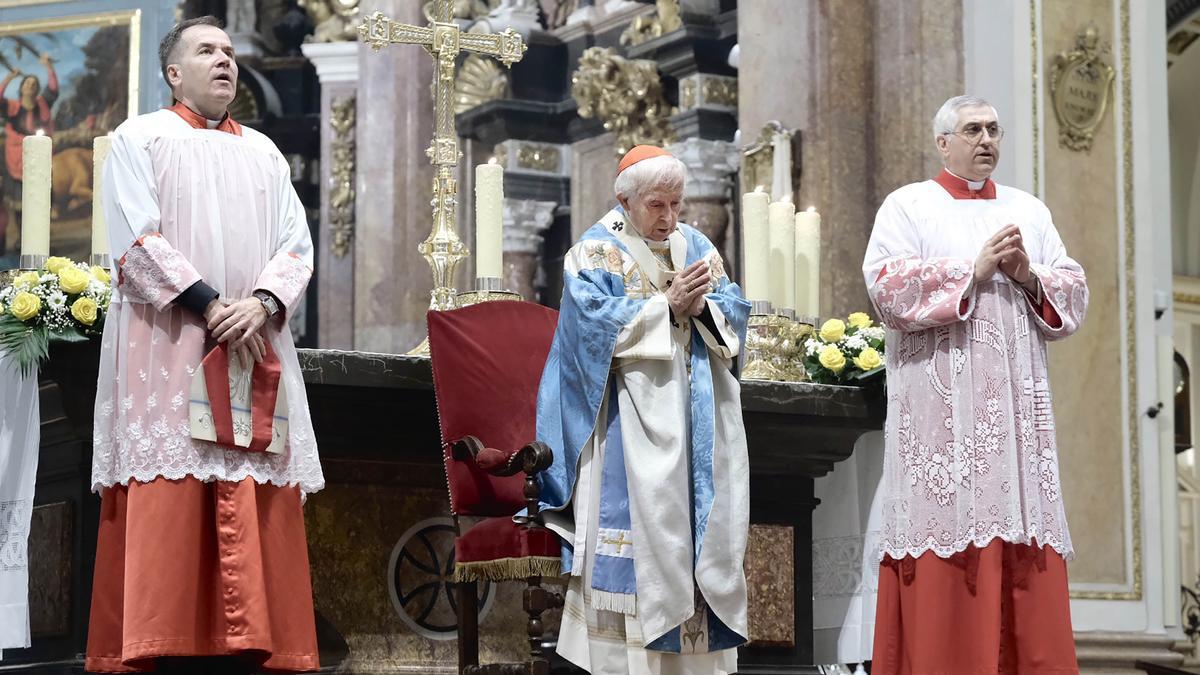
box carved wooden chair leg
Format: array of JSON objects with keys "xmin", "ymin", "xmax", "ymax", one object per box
[
  {"xmin": 524, "ymin": 575, "xmax": 565, "ymax": 675},
  {"xmin": 457, "ymin": 580, "xmax": 480, "ymax": 674}
]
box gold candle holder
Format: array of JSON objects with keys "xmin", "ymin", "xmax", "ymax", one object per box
[
  {"xmin": 0, "ymin": 269, "xmax": 28, "ymax": 290},
  {"xmin": 742, "ymin": 303, "xmax": 816, "ymax": 383},
  {"xmin": 779, "ymin": 314, "xmax": 814, "ymax": 383},
  {"xmin": 742, "ymin": 300, "xmax": 783, "ymax": 381},
  {"xmin": 1, "ymin": 256, "xmax": 46, "ymax": 291},
  {"xmin": 456, "ymin": 276, "xmax": 522, "ymax": 307},
  {"xmin": 770, "ymin": 307, "xmax": 808, "ymax": 382}
]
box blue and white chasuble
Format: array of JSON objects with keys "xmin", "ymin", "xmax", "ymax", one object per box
[{"xmin": 537, "ymin": 207, "xmax": 752, "ymax": 674}]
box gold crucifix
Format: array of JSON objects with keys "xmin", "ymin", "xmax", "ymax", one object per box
[{"xmin": 359, "ymin": 1, "xmax": 527, "ymax": 342}]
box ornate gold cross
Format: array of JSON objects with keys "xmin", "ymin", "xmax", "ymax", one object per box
[{"xmin": 359, "ymin": 1, "xmax": 527, "ymax": 338}]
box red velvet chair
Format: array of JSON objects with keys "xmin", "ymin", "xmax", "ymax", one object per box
[{"xmin": 427, "ymin": 301, "xmax": 564, "ymax": 675}]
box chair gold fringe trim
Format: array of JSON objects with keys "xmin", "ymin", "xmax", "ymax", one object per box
[{"xmin": 454, "ymin": 556, "xmax": 563, "ymax": 582}]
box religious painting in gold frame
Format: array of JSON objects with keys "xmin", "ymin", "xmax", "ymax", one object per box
[{"xmin": 0, "ymin": 9, "xmax": 140, "ymax": 268}]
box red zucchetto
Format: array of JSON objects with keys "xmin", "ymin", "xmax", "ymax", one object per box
[{"xmin": 617, "ymin": 145, "xmax": 671, "ymax": 176}]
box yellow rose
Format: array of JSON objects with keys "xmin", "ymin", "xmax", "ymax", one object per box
[
  {"xmin": 90, "ymin": 265, "xmax": 111, "ymax": 284},
  {"xmin": 70, "ymin": 297, "xmax": 99, "ymax": 326},
  {"xmin": 848, "ymin": 312, "xmax": 873, "ymax": 330},
  {"xmin": 10, "ymin": 291, "xmax": 41, "ymax": 321},
  {"xmin": 818, "ymin": 344, "xmax": 847, "ymax": 374},
  {"xmin": 57, "ymin": 266, "xmax": 91, "ymax": 294},
  {"xmin": 44, "ymin": 256, "xmax": 73, "ymax": 274},
  {"xmin": 13, "ymin": 271, "xmax": 39, "ymax": 289},
  {"xmin": 819, "ymin": 318, "xmax": 846, "ymax": 343},
  {"xmin": 853, "ymin": 347, "xmax": 883, "ymax": 371}
]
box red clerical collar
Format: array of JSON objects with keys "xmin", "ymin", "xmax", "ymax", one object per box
[
  {"xmin": 933, "ymin": 168, "xmax": 996, "ymax": 200},
  {"xmin": 167, "ymin": 102, "xmax": 242, "ymax": 136}
]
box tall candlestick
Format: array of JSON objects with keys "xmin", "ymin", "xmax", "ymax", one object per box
[
  {"xmin": 795, "ymin": 206, "xmax": 821, "ymax": 318},
  {"xmin": 768, "ymin": 197, "xmax": 796, "ymax": 310},
  {"xmin": 474, "ymin": 158, "xmax": 504, "ymax": 281},
  {"xmin": 741, "ymin": 187, "xmax": 770, "ymax": 303},
  {"xmin": 21, "ymin": 130, "xmax": 51, "ymax": 259},
  {"xmin": 91, "ymin": 135, "xmax": 112, "ymax": 258}
]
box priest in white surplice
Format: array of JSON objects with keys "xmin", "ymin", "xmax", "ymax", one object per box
[
  {"xmin": 86, "ymin": 17, "xmax": 322, "ymax": 672},
  {"xmin": 863, "ymin": 95, "xmax": 1086, "ymax": 674},
  {"xmin": 537, "ymin": 145, "xmax": 752, "ymax": 674}
]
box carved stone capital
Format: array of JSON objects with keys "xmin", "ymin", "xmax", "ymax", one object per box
[
  {"xmin": 503, "ymin": 198, "xmax": 557, "ymax": 254},
  {"xmin": 502, "ymin": 198, "xmax": 557, "ymax": 301},
  {"xmin": 301, "ymin": 41, "xmax": 360, "ymax": 84},
  {"xmin": 668, "ymin": 137, "xmax": 739, "ymax": 201},
  {"xmin": 494, "ymin": 140, "xmax": 571, "ymax": 176}
]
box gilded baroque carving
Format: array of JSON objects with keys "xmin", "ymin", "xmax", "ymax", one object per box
[
  {"xmin": 680, "ymin": 77, "xmax": 697, "ymax": 110},
  {"xmin": 329, "ymin": 96, "xmax": 356, "ymax": 258},
  {"xmin": 1049, "ymin": 24, "xmax": 1115, "ymax": 152},
  {"xmin": 516, "ymin": 144, "xmax": 561, "ymax": 172},
  {"xmin": 678, "ymin": 73, "xmax": 738, "ymax": 112},
  {"xmin": 300, "ymin": 0, "xmax": 360, "ymax": 43},
  {"xmin": 455, "ymin": 54, "xmax": 508, "ymax": 114},
  {"xmin": 701, "ymin": 76, "xmax": 737, "ymax": 108},
  {"xmin": 571, "ymin": 46, "xmax": 677, "ymax": 155},
  {"xmin": 620, "ymin": 0, "xmax": 683, "ymax": 47}
]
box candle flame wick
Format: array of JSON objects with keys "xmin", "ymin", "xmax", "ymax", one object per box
[
  {"xmin": 488, "ymin": 157, "xmax": 498, "ymax": 165},
  {"xmin": 754, "ymin": 185, "xmax": 765, "ymax": 193},
  {"xmin": 35, "ymin": 129, "xmax": 45, "ymax": 136},
  {"xmin": 806, "ymin": 206, "xmax": 817, "ymax": 213}
]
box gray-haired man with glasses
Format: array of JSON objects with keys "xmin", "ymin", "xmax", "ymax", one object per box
[{"xmin": 861, "ymin": 95, "xmax": 1088, "ymax": 674}]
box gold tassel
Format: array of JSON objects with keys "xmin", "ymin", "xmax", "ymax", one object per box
[{"xmin": 453, "ymin": 556, "xmax": 563, "ymax": 582}]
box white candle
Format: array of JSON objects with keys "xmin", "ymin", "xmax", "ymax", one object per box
[
  {"xmin": 795, "ymin": 206, "xmax": 821, "ymax": 318},
  {"xmin": 770, "ymin": 130, "xmax": 792, "ymax": 202},
  {"xmin": 767, "ymin": 197, "xmax": 796, "ymax": 310},
  {"xmin": 474, "ymin": 158, "xmax": 504, "ymax": 280},
  {"xmin": 21, "ymin": 130, "xmax": 51, "ymax": 259},
  {"xmin": 741, "ymin": 187, "xmax": 770, "ymax": 303},
  {"xmin": 91, "ymin": 135, "xmax": 112, "ymax": 257}
]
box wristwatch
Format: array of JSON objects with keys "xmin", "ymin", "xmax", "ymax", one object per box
[{"xmin": 253, "ymin": 290, "xmax": 280, "ymax": 317}]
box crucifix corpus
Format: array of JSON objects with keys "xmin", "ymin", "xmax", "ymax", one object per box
[{"xmin": 359, "ymin": 1, "xmax": 527, "ymax": 352}]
